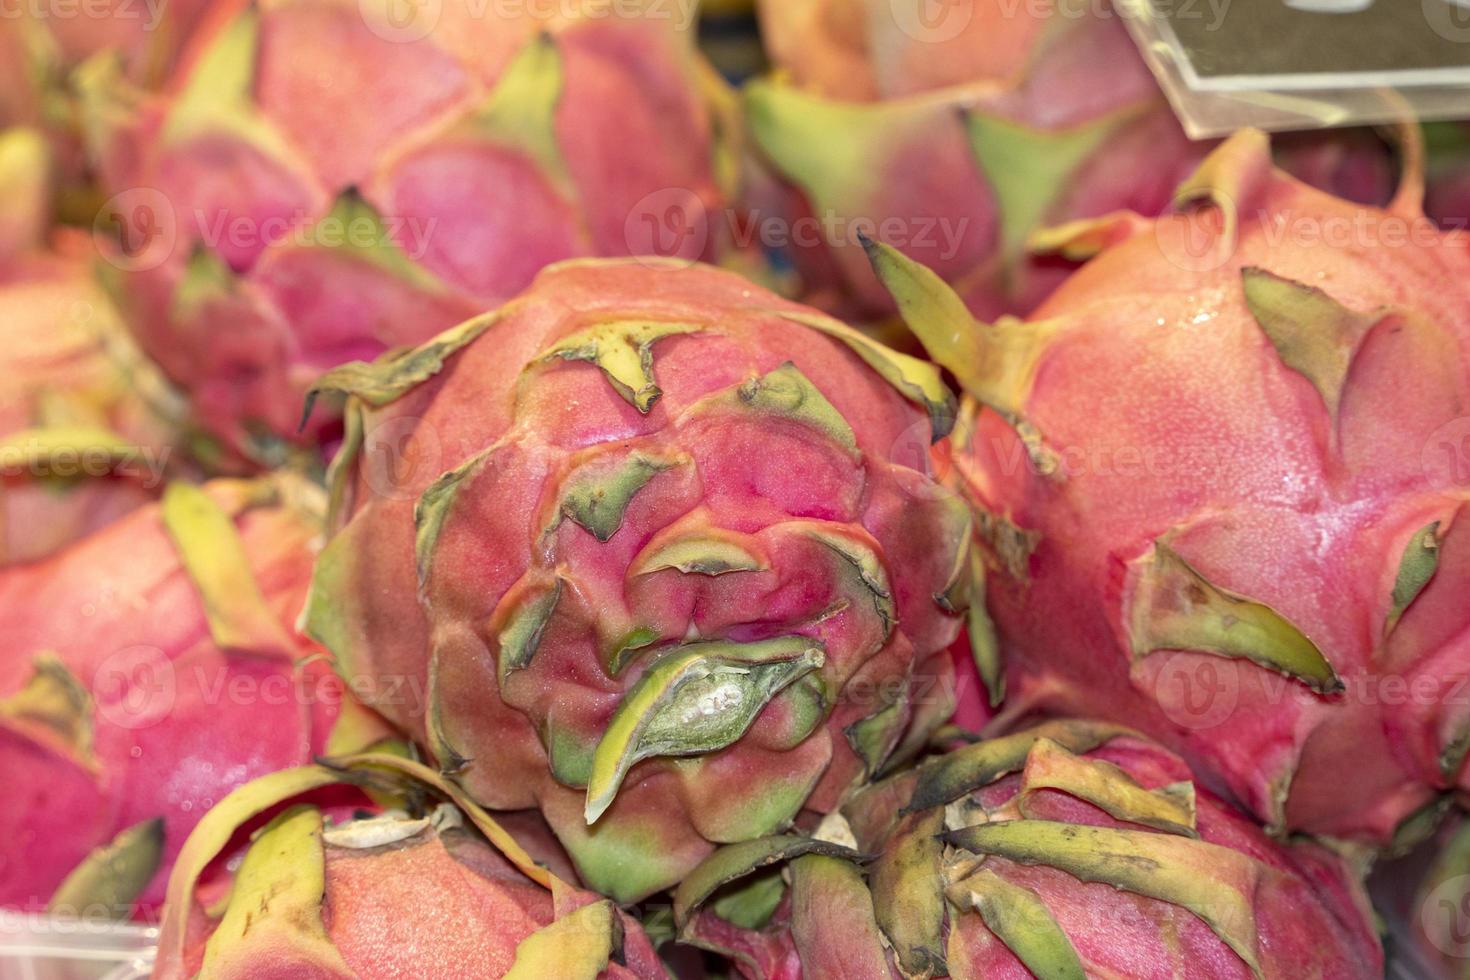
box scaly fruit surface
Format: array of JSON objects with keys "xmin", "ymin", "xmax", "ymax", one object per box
[
  {"xmin": 84, "ymin": 0, "xmax": 732, "ymax": 465},
  {"xmin": 0, "ymin": 0, "xmax": 210, "ymax": 214},
  {"xmin": 0, "ymin": 129, "xmax": 183, "ymax": 564},
  {"xmin": 0, "ymin": 476, "xmax": 354, "ymax": 918},
  {"xmin": 153, "ymin": 754, "xmax": 666, "ymax": 980},
  {"xmin": 748, "ymin": 0, "xmax": 1397, "ymax": 323},
  {"xmin": 875, "ymin": 129, "xmax": 1470, "ymax": 844},
  {"xmin": 676, "ymin": 720, "xmax": 1383, "ymax": 980},
  {"xmin": 303, "ymin": 257, "xmax": 970, "ymax": 901}
]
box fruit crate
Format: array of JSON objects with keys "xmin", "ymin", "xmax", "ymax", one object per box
[{"xmin": 0, "ymin": 913, "xmax": 153, "ymax": 979}]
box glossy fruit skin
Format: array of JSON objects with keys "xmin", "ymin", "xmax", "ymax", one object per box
[
  {"xmin": 85, "ymin": 0, "xmax": 731, "ymax": 464},
  {"xmin": 303, "ymin": 257, "xmax": 969, "ymax": 902},
  {"xmin": 747, "ymin": 0, "xmax": 1397, "ymax": 324},
  {"xmin": 151, "ymin": 756, "xmax": 667, "ymax": 980},
  {"xmin": 675, "ymin": 720, "xmax": 1384, "ymax": 980},
  {"xmin": 879, "ymin": 130, "xmax": 1470, "ymax": 845},
  {"xmin": 0, "ymin": 477, "xmax": 342, "ymax": 918}
]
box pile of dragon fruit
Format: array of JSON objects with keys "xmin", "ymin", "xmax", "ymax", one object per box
[{"xmin": 2, "ymin": 0, "xmax": 1469, "ymax": 976}]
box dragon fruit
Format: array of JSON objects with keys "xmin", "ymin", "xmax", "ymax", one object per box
[
  {"xmin": 0, "ymin": 0, "xmax": 209, "ymax": 216},
  {"xmin": 675, "ymin": 719, "xmax": 1384, "ymax": 979},
  {"xmin": 1427, "ymin": 122, "xmax": 1470, "ymax": 231},
  {"xmin": 755, "ymin": 0, "xmax": 1051, "ymax": 100},
  {"xmin": 1406, "ymin": 814, "xmax": 1470, "ymax": 976},
  {"xmin": 301, "ymin": 257, "xmax": 970, "ymax": 901},
  {"xmin": 0, "ymin": 130, "xmax": 183, "ymax": 564},
  {"xmin": 153, "ymin": 753, "xmax": 666, "ymax": 980},
  {"xmin": 81, "ymin": 0, "xmax": 733, "ymax": 465},
  {"xmin": 0, "ymin": 128, "xmax": 50, "ymax": 261},
  {"xmin": 0, "ymin": 475, "xmax": 367, "ymax": 918},
  {"xmin": 747, "ymin": 0, "xmax": 1397, "ymax": 323},
  {"xmin": 869, "ymin": 128, "xmax": 1470, "ymax": 845}
]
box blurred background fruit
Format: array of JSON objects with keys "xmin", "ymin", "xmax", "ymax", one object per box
[
  {"xmin": 83, "ymin": 0, "xmax": 739, "ymax": 466},
  {"xmin": 0, "ymin": 127, "xmax": 184, "ymax": 565},
  {"xmin": 1427, "ymin": 122, "xmax": 1470, "ymax": 231},
  {"xmin": 746, "ymin": 0, "xmax": 1398, "ymax": 326}
]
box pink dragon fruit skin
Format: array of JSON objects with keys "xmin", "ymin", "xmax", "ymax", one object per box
[
  {"xmin": 0, "ymin": 133, "xmax": 183, "ymax": 565},
  {"xmin": 675, "ymin": 721, "xmax": 1384, "ymax": 979},
  {"xmin": 0, "ymin": 476, "xmax": 358, "ymax": 918},
  {"xmin": 755, "ymin": 0, "xmax": 1049, "ymax": 101},
  {"xmin": 84, "ymin": 0, "xmax": 732, "ymax": 464},
  {"xmin": 748, "ymin": 0, "xmax": 1399, "ymax": 324},
  {"xmin": 301, "ymin": 257, "xmax": 970, "ymax": 903},
  {"xmin": 0, "ymin": 0, "xmax": 212, "ymax": 211},
  {"xmin": 873, "ymin": 129, "xmax": 1470, "ymax": 845},
  {"xmin": 152, "ymin": 757, "xmax": 667, "ymax": 980}
]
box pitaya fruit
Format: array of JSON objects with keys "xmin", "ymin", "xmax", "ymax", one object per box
[
  {"xmin": 1406, "ymin": 814, "xmax": 1470, "ymax": 976},
  {"xmin": 301, "ymin": 257, "xmax": 971, "ymax": 901},
  {"xmin": 746, "ymin": 0, "xmax": 1398, "ymax": 323},
  {"xmin": 755, "ymin": 0, "xmax": 1051, "ymax": 100},
  {"xmin": 152, "ymin": 753, "xmax": 667, "ymax": 980},
  {"xmin": 82, "ymin": 0, "xmax": 735, "ymax": 465},
  {"xmin": 0, "ymin": 475, "xmax": 370, "ymax": 918},
  {"xmin": 1427, "ymin": 121, "xmax": 1470, "ymax": 231},
  {"xmin": 0, "ymin": 0, "xmax": 210, "ymax": 216},
  {"xmin": 0, "ymin": 127, "xmax": 50, "ymax": 262},
  {"xmin": 0, "ymin": 130, "xmax": 183, "ymax": 564},
  {"xmin": 675, "ymin": 719, "xmax": 1384, "ymax": 979},
  {"xmin": 869, "ymin": 128, "xmax": 1470, "ymax": 845}
]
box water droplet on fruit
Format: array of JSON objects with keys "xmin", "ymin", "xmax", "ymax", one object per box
[{"xmin": 129, "ymin": 746, "xmax": 142, "ymax": 758}]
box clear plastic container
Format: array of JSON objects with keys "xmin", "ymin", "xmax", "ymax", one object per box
[{"xmin": 0, "ymin": 912, "xmax": 154, "ymax": 980}]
